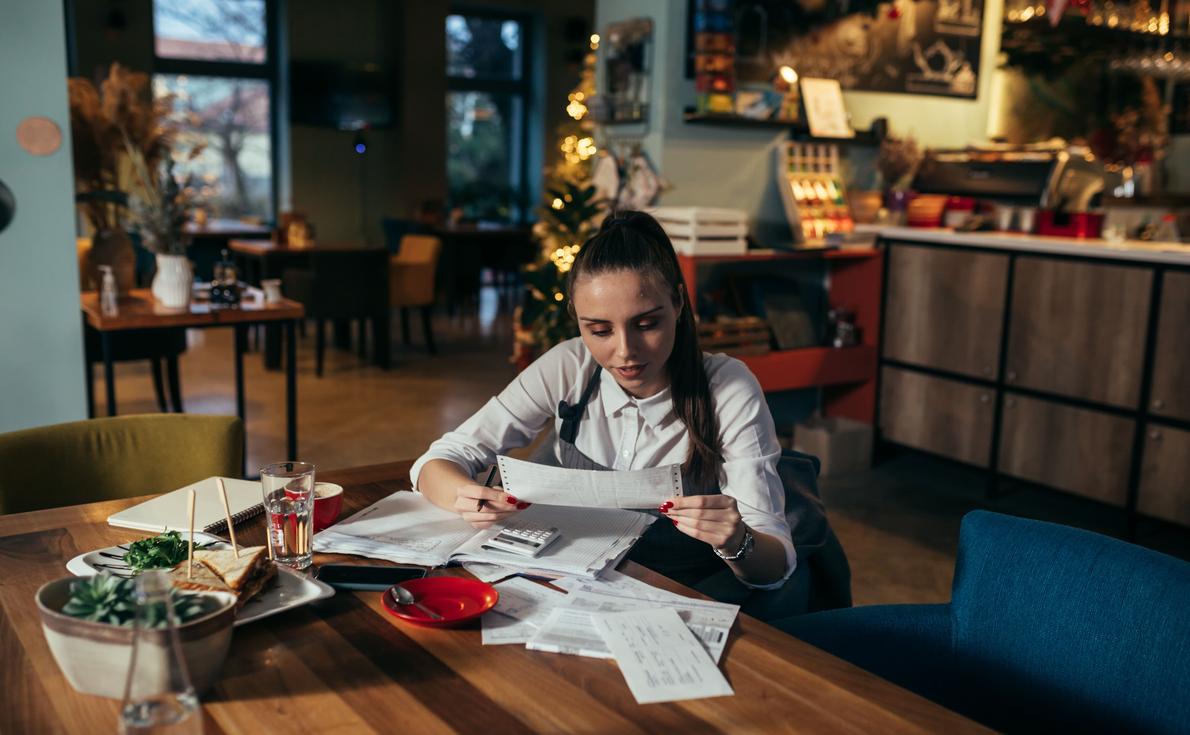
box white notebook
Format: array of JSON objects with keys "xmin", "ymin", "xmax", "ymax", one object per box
[{"xmin": 107, "ymin": 476, "xmax": 264, "ymax": 534}]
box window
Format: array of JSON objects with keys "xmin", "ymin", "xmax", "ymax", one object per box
[
  {"xmin": 152, "ymin": 0, "xmax": 275, "ymax": 220},
  {"xmin": 446, "ymin": 12, "xmax": 531, "ymax": 223}
]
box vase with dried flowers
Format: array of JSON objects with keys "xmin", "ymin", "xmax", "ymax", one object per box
[
  {"xmin": 876, "ymin": 134, "xmax": 923, "ymax": 223},
  {"xmin": 126, "ymin": 151, "xmax": 202, "ymax": 309},
  {"xmin": 68, "ymin": 63, "xmax": 175, "ymax": 293}
]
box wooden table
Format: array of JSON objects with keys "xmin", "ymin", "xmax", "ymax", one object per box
[
  {"xmin": 0, "ymin": 460, "xmax": 989, "ymax": 734},
  {"xmin": 228, "ymin": 239, "xmax": 390, "ymax": 370},
  {"xmin": 81, "ymin": 289, "xmax": 304, "ymax": 461}
]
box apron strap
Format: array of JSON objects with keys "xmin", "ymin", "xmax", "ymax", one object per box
[{"xmin": 557, "ymin": 366, "xmax": 602, "ymax": 444}]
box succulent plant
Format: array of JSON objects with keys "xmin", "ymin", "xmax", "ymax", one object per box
[
  {"xmin": 62, "ymin": 574, "xmax": 215, "ymax": 628},
  {"xmin": 62, "ymin": 574, "xmax": 135, "ymax": 625}
]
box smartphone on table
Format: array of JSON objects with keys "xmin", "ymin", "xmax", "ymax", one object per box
[{"xmin": 314, "ymin": 563, "xmax": 427, "ymax": 590}]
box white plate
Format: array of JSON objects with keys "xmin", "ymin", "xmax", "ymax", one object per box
[{"xmin": 65, "ymin": 532, "xmax": 335, "ymax": 627}]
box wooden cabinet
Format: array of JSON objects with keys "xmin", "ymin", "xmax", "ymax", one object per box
[
  {"xmin": 879, "ymin": 367, "xmax": 995, "ymax": 465},
  {"xmin": 1138, "ymin": 424, "xmax": 1190, "ymax": 527},
  {"xmin": 1148, "ymin": 271, "xmax": 1190, "ymax": 422},
  {"xmin": 883, "ymin": 244, "xmax": 1008, "ymax": 379},
  {"xmin": 1005, "ymin": 258, "xmax": 1152, "ymax": 408},
  {"xmin": 997, "ymin": 394, "xmax": 1134, "ymax": 506}
]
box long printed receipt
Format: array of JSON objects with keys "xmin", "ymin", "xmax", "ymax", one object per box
[
  {"xmin": 592, "ymin": 608, "xmax": 734, "ymax": 704},
  {"xmin": 496, "ymin": 455, "xmax": 682, "ymax": 508}
]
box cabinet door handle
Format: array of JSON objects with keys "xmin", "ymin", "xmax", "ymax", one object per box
[
  {"xmin": 1152, "ymin": 399, "xmax": 1165, "ymax": 410},
  {"xmin": 981, "ymin": 366, "xmax": 993, "ymax": 377},
  {"xmin": 1006, "ymin": 370, "xmax": 1017, "ymax": 382},
  {"xmin": 1005, "ymin": 397, "xmax": 1016, "ymax": 408},
  {"xmin": 1149, "ymin": 429, "xmax": 1162, "ymax": 441},
  {"xmin": 979, "ymin": 393, "xmax": 991, "ymax": 404}
]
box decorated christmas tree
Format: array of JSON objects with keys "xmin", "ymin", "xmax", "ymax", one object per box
[{"xmin": 512, "ymin": 33, "xmax": 608, "ymax": 369}]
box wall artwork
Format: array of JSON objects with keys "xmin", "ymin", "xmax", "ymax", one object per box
[
  {"xmin": 690, "ymin": 0, "xmax": 984, "ymax": 99},
  {"xmin": 603, "ymin": 18, "xmax": 654, "ymax": 124}
]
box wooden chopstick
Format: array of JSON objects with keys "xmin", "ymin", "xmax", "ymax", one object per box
[
  {"xmin": 216, "ymin": 478, "xmax": 240, "ymax": 559},
  {"xmin": 187, "ymin": 488, "xmax": 196, "ymax": 579}
]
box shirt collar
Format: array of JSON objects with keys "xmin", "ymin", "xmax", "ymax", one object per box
[{"xmin": 597, "ymin": 368, "xmax": 673, "ymax": 429}]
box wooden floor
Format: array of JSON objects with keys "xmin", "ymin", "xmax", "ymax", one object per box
[{"xmin": 90, "ymin": 288, "xmax": 1189, "ymax": 606}]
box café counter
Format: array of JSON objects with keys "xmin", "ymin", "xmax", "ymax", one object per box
[{"xmin": 863, "ymin": 225, "xmax": 1190, "ymax": 531}]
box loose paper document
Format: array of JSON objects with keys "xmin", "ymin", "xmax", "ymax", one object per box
[
  {"xmin": 553, "ymin": 586, "xmax": 737, "ymax": 663},
  {"xmin": 451, "ymin": 504, "xmax": 654, "ymax": 578},
  {"xmin": 496, "ymin": 455, "xmax": 682, "ymax": 509},
  {"xmin": 314, "ymin": 491, "xmax": 653, "ymax": 578},
  {"xmin": 592, "ymin": 608, "xmax": 734, "ymax": 705},
  {"xmin": 525, "ymin": 607, "xmax": 616, "ymax": 659},
  {"xmin": 481, "ymin": 577, "xmax": 566, "ymax": 645},
  {"xmin": 312, "ymin": 491, "xmax": 476, "ymax": 566}
]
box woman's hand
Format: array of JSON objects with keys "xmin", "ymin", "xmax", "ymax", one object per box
[
  {"xmin": 453, "ymin": 483, "xmax": 531, "ymax": 529},
  {"xmin": 662, "ymin": 495, "xmax": 746, "ymax": 553}
]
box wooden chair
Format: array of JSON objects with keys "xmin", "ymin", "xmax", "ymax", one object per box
[
  {"xmin": 282, "ymin": 250, "xmax": 389, "ymax": 376},
  {"xmin": 390, "ymin": 234, "xmax": 442, "ymax": 354}
]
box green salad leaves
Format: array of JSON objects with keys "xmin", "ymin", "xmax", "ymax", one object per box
[{"xmin": 123, "ymin": 530, "xmax": 201, "ymax": 573}]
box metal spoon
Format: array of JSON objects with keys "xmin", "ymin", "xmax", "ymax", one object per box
[{"xmin": 391, "ymin": 585, "xmax": 443, "ymax": 620}]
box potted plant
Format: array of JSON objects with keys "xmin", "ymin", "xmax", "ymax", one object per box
[
  {"xmin": 36, "ymin": 573, "xmax": 236, "ymax": 699},
  {"xmin": 67, "ymin": 63, "xmax": 176, "ymax": 293}
]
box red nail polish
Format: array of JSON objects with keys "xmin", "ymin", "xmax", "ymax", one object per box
[
  {"xmin": 659, "ymin": 501, "xmax": 673, "ymax": 512},
  {"xmin": 517, "ymin": 502, "xmax": 530, "ymax": 509},
  {"xmin": 671, "ymin": 518, "xmax": 679, "ymax": 526},
  {"xmin": 506, "ymin": 495, "xmax": 518, "ymax": 504}
]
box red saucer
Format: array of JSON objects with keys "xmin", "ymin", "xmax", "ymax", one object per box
[{"xmin": 382, "ymin": 576, "xmax": 499, "ymax": 627}]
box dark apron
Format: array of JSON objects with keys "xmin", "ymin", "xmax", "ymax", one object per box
[
  {"xmin": 554, "ymin": 366, "xmax": 852, "ymax": 619},
  {"xmin": 556, "ymin": 366, "xmax": 723, "ymax": 589}
]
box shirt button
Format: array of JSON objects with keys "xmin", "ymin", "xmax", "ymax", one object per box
[{"xmin": 622, "ymin": 450, "xmax": 631, "ymax": 457}]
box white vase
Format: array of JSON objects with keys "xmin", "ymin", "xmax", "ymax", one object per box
[{"xmin": 151, "ymin": 254, "xmax": 193, "ymax": 309}]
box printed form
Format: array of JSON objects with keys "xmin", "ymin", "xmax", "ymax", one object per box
[
  {"xmin": 592, "ymin": 608, "xmax": 734, "ymax": 704},
  {"xmin": 496, "ymin": 455, "xmax": 683, "ymax": 508},
  {"xmin": 481, "ymin": 577, "xmax": 567, "ymax": 646},
  {"xmin": 525, "ymin": 580, "xmax": 738, "ymax": 662}
]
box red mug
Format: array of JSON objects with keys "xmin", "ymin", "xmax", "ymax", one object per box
[{"xmin": 312, "ymin": 482, "xmax": 344, "ymax": 533}]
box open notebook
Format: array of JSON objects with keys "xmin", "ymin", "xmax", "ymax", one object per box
[
  {"xmin": 312, "ymin": 491, "xmax": 654, "ymax": 579},
  {"xmin": 107, "ymin": 477, "xmax": 263, "ymax": 534}
]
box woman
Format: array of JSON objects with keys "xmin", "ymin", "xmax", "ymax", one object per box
[{"xmin": 412, "ymin": 211, "xmax": 796, "ymax": 599}]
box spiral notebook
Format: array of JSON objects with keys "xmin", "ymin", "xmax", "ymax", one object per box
[{"xmin": 107, "ymin": 476, "xmax": 264, "ymax": 534}]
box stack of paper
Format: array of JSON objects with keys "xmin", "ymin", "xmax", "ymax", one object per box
[
  {"xmin": 312, "ymin": 491, "xmax": 654, "ymax": 579},
  {"xmin": 481, "ymin": 571, "xmax": 739, "ymax": 661},
  {"xmin": 480, "ymin": 571, "xmax": 738, "ymax": 704}
]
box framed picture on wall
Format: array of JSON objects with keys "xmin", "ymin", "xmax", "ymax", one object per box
[
  {"xmin": 684, "ymin": 0, "xmax": 984, "ymax": 100},
  {"xmin": 603, "ymin": 18, "xmax": 653, "ymax": 125}
]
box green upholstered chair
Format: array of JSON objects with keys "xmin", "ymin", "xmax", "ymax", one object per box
[{"xmin": 0, "ymin": 414, "xmax": 243, "ymax": 515}]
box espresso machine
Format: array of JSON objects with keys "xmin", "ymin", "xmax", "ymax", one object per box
[{"xmin": 911, "ymin": 142, "xmax": 1124, "ymax": 237}]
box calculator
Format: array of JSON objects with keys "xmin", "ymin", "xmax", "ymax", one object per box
[{"xmin": 482, "ymin": 525, "xmax": 560, "ymax": 558}]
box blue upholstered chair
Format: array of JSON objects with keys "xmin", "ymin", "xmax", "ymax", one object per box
[{"xmin": 775, "ymin": 511, "xmax": 1190, "ymax": 734}]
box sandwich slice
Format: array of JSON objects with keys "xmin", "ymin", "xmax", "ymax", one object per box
[
  {"xmin": 193, "ymin": 546, "xmax": 277, "ymax": 608},
  {"xmin": 167, "ymin": 559, "xmax": 233, "ymax": 594}
]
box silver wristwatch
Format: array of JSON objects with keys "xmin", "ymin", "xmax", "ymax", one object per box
[{"xmin": 714, "ymin": 527, "xmax": 755, "ymax": 562}]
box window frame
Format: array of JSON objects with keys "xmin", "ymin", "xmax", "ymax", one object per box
[
  {"xmin": 150, "ymin": 0, "xmax": 281, "ymax": 222},
  {"xmin": 446, "ymin": 6, "xmax": 534, "ymax": 224}
]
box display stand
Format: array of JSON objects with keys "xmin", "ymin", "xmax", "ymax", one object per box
[{"xmin": 775, "ymin": 142, "xmax": 856, "ymax": 246}]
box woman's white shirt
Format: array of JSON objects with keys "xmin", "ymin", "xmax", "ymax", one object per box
[{"xmin": 409, "ymin": 337, "xmax": 796, "ymax": 589}]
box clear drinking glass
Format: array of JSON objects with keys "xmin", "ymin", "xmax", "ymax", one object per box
[
  {"xmin": 260, "ymin": 461, "xmax": 316, "ymax": 569},
  {"xmin": 119, "ymin": 571, "xmax": 202, "ymax": 735}
]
